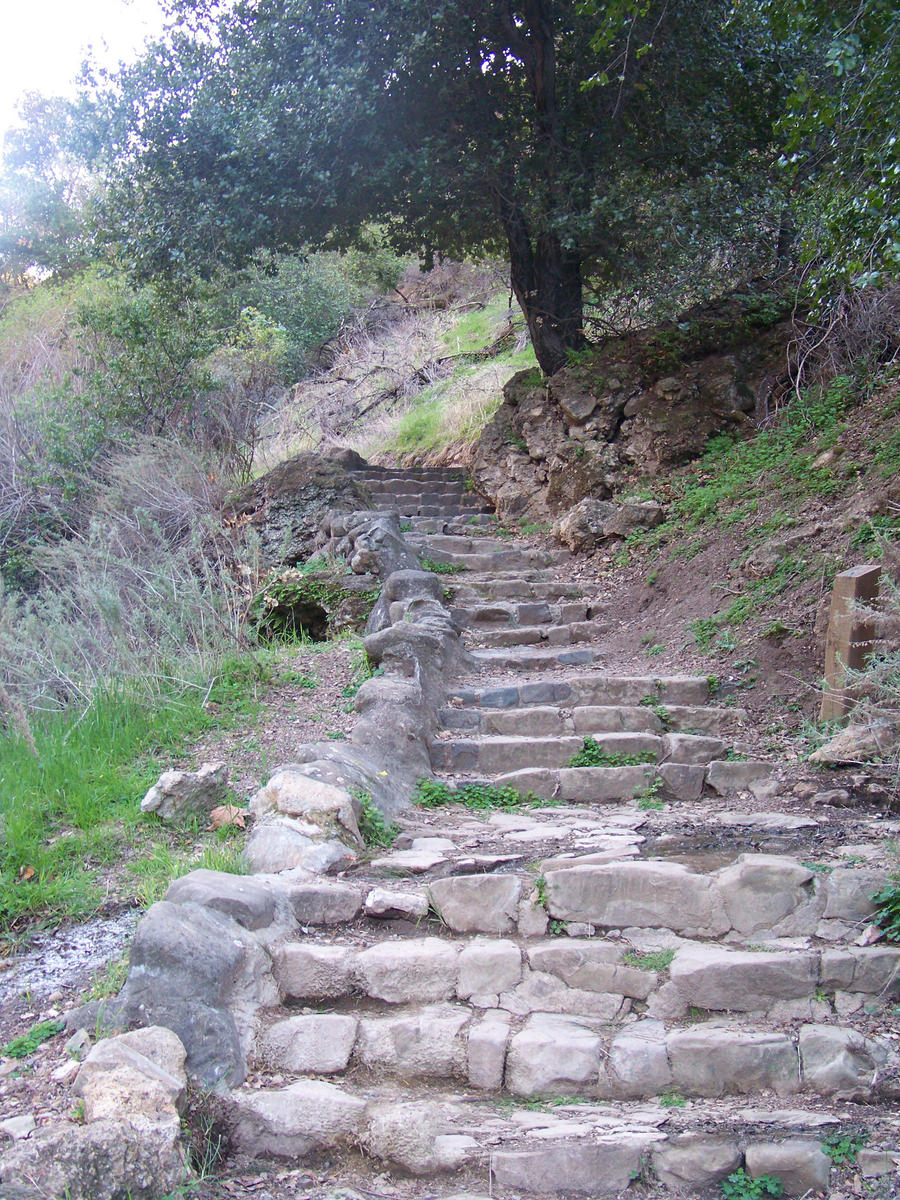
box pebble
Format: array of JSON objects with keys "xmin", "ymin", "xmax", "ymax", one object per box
[{"xmin": 0, "ymin": 1113, "xmax": 36, "ymax": 1140}]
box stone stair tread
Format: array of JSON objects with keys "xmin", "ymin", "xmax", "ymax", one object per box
[{"xmin": 464, "ymin": 621, "xmax": 598, "ymax": 648}]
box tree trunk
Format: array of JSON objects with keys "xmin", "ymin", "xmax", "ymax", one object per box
[{"xmin": 500, "ymin": 195, "xmax": 586, "ymax": 375}]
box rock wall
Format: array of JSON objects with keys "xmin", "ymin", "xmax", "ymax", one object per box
[{"xmin": 471, "ymin": 287, "xmax": 794, "ymax": 522}]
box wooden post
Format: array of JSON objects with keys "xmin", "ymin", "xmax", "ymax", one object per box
[{"xmin": 819, "ymin": 564, "xmax": 881, "ymax": 723}]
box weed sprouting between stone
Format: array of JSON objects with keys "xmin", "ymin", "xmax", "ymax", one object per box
[
  {"xmin": 415, "ymin": 779, "xmax": 542, "ymax": 810},
  {"xmin": 567, "ymin": 736, "xmax": 657, "ymax": 768}
]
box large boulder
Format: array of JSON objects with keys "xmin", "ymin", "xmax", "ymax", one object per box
[
  {"xmin": 140, "ymin": 762, "xmax": 229, "ymax": 822},
  {"xmin": 225, "ymin": 452, "xmax": 370, "ymax": 568},
  {"xmin": 553, "ymin": 497, "xmax": 666, "ymax": 552}
]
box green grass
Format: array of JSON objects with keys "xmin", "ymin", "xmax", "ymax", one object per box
[
  {"xmin": 623, "ymin": 948, "xmax": 675, "ymax": 971},
  {"xmin": 0, "ymin": 655, "xmax": 273, "ymax": 937},
  {"xmin": 352, "ymin": 788, "xmax": 400, "ymax": 848},
  {"xmin": 421, "ymin": 558, "xmax": 466, "ymax": 574}
]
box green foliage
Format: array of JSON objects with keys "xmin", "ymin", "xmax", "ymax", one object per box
[
  {"xmin": 871, "ymin": 878, "xmax": 900, "ymax": 942},
  {"xmin": 421, "ymin": 558, "xmax": 466, "ymax": 575},
  {"xmin": 78, "ymin": 0, "xmax": 794, "ymax": 372},
  {"xmin": 820, "ymin": 1130, "xmax": 868, "ymax": 1165},
  {"xmin": 658, "ymin": 1090, "xmax": 687, "ymax": 1107},
  {"xmin": 1, "ymin": 1019, "xmax": 64, "ymax": 1059},
  {"xmin": 623, "ymin": 948, "xmax": 675, "ymax": 971},
  {"xmin": 415, "ymin": 779, "xmax": 540, "ymax": 811},
  {"xmin": 639, "ymin": 696, "xmax": 672, "ymax": 730},
  {"xmin": 721, "ymin": 1169, "xmax": 784, "ymax": 1200},
  {"xmin": 568, "ymin": 736, "xmax": 657, "ymax": 768},
  {"xmin": 248, "ymin": 564, "xmax": 377, "ymax": 643},
  {"xmin": 352, "ymin": 788, "xmax": 400, "ymax": 849}
]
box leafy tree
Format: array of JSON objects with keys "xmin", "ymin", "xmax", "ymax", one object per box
[
  {"xmin": 768, "ymin": 0, "xmax": 899, "ymax": 298},
  {"xmin": 87, "ymin": 0, "xmax": 792, "ymax": 373}
]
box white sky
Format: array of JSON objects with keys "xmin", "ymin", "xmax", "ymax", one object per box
[{"xmin": 0, "ymin": 0, "xmax": 166, "ymax": 140}]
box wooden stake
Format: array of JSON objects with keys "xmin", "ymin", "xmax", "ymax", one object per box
[{"xmin": 819, "ymin": 564, "xmax": 881, "ymax": 723}]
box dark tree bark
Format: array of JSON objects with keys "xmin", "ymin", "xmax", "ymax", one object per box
[{"xmin": 499, "ymin": 192, "xmax": 586, "ymax": 375}]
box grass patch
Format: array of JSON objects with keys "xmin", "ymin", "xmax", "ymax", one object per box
[
  {"xmin": 568, "ymin": 736, "xmax": 657, "ymax": 768},
  {"xmin": 623, "ymin": 948, "xmax": 675, "ymax": 971},
  {"xmin": 0, "ymin": 654, "xmax": 272, "ymax": 937}
]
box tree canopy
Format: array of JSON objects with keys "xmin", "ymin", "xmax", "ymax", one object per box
[{"xmin": 80, "ymin": 0, "xmax": 794, "ymax": 372}]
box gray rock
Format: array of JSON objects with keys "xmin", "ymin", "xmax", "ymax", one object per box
[
  {"xmin": 706, "ymin": 760, "xmax": 773, "ymax": 794},
  {"xmin": 361, "ymin": 1101, "xmax": 477, "ymax": 1175},
  {"xmin": 356, "ymin": 1005, "xmax": 469, "ymax": 1079},
  {"xmin": 506, "ymin": 1014, "xmax": 603, "ymax": 1096},
  {"xmin": 110, "ymin": 901, "xmax": 277, "ymax": 1087},
  {"xmin": 857, "ymin": 1148, "xmax": 900, "ymax": 1177},
  {"xmin": 0, "ymin": 1115, "xmax": 35, "ymax": 1141},
  {"xmin": 244, "ymin": 820, "xmax": 356, "ymax": 875},
  {"xmin": 667, "ymin": 1027, "xmax": 799, "ymax": 1097},
  {"xmin": 274, "ymin": 944, "xmax": 355, "ymax": 1000},
  {"xmin": 822, "ymin": 868, "xmax": 886, "ymax": 921},
  {"xmin": 599, "ymin": 1019, "xmax": 672, "ymax": 1099},
  {"xmin": 457, "ymin": 939, "xmax": 522, "ymax": 1000},
  {"xmin": 250, "ymin": 769, "xmax": 363, "ymax": 846},
  {"xmin": 284, "ymin": 880, "xmax": 363, "ymax": 925},
  {"xmin": 0, "ymin": 1117, "xmax": 188, "ymax": 1200},
  {"xmin": 427, "ymin": 874, "xmax": 524, "ymax": 934},
  {"xmin": 355, "ymin": 938, "xmax": 460, "ymax": 1003},
  {"xmin": 364, "ymin": 887, "xmax": 430, "ymax": 921},
  {"xmin": 652, "ymin": 1135, "xmax": 742, "ymax": 1188},
  {"xmin": 554, "ymin": 498, "xmax": 665, "ymax": 552},
  {"xmin": 227, "ymin": 1079, "xmax": 367, "ymax": 1158},
  {"xmin": 165, "ymin": 869, "xmax": 277, "ymax": 931},
  {"xmin": 467, "ymin": 1011, "xmax": 510, "ymax": 1089},
  {"xmin": 258, "ymin": 1014, "xmax": 358, "ymax": 1073},
  {"xmin": 809, "ymin": 721, "xmax": 899, "ymax": 764},
  {"xmin": 140, "ymin": 761, "xmax": 228, "ymax": 822},
  {"xmin": 545, "ymin": 860, "xmax": 727, "ymax": 936},
  {"xmin": 799, "ymin": 1024, "xmax": 888, "ymax": 1095},
  {"xmin": 490, "ymin": 1137, "xmax": 654, "ymax": 1196},
  {"xmin": 713, "ymin": 855, "xmax": 818, "ymax": 936},
  {"xmin": 744, "ymin": 1139, "xmax": 831, "ymax": 1196},
  {"xmin": 669, "ymin": 945, "xmax": 818, "ymax": 1011},
  {"xmin": 73, "ymin": 1027, "xmax": 186, "ymax": 1123},
  {"xmin": 528, "ymin": 940, "xmax": 655, "ymax": 1000}
]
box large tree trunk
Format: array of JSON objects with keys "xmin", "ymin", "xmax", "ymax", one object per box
[
  {"xmin": 496, "ymin": 0, "xmax": 586, "ymax": 375},
  {"xmin": 500, "ymin": 196, "xmax": 585, "ymax": 375}
]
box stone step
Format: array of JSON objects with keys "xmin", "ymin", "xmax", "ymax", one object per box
[
  {"xmin": 221, "ymin": 1071, "xmax": 898, "ymax": 1194},
  {"xmin": 463, "ymin": 621, "xmax": 598, "ymax": 648},
  {"xmin": 409, "ymin": 533, "xmax": 516, "ymax": 554},
  {"xmin": 429, "ymin": 731, "xmax": 702, "ymax": 774},
  {"xmin": 451, "ymin": 600, "xmax": 592, "ymax": 627},
  {"xmin": 421, "ymin": 548, "xmax": 561, "ymax": 572},
  {"xmin": 372, "ymin": 490, "xmax": 488, "ymax": 507},
  {"xmin": 393, "ymin": 502, "xmax": 494, "ymax": 517},
  {"xmin": 490, "ymin": 758, "xmax": 772, "ymax": 803},
  {"xmin": 446, "ymin": 575, "xmax": 583, "ymax": 600},
  {"xmin": 468, "ymin": 646, "xmax": 601, "ymax": 672},
  {"xmin": 259, "ymin": 852, "xmax": 886, "ymax": 946},
  {"xmin": 352, "ymin": 467, "xmax": 471, "ymax": 481},
  {"xmin": 250, "ymin": 989, "xmax": 898, "ymax": 1101},
  {"xmin": 448, "ymin": 673, "xmax": 715, "ymax": 710},
  {"xmin": 406, "ymin": 514, "xmax": 497, "ymax": 532},
  {"xmin": 438, "ymin": 702, "xmax": 747, "ymax": 737}
]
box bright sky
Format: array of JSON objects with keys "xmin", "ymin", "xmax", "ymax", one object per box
[{"xmin": 0, "ymin": 0, "xmax": 166, "ymax": 140}]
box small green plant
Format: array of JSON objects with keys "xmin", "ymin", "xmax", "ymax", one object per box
[
  {"xmin": 568, "ymin": 736, "xmax": 657, "ymax": 768},
  {"xmin": 534, "ymin": 875, "xmax": 548, "ymax": 907},
  {"xmin": 87, "ymin": 951, "xmax": 130, "ymax": 1000},
  {"xmin": 352, "ymin": 788, "xmax": 399, "ymax": 848},
  {"xmin": 820, "ymin": 1131, "xmax": 868, "ymax": 1165},
  {"xmin": 548, "ymin": 918, "xmax": 569, "ymax": 936},
  {"xmin": 800, "ymin": 861, "xmax": 832, "ymax": 875},
  {"xmin": 658, "ymin": 1090, "xmax": 686, "ymax": 1108},
  {"xmin": 720, "ymin": 1169, "xmax": 784, "ymax": 1200},
  {"xmin": 623, "ymin": 948, "xmax": 675, "ymax": 971},
  {"xmin": 636, "ymin": 776, "xmax": 665, "ymax": 809},
  {"xmin": 70, "ymin": 1098, "xmax": 86, "ymax": 1123},
  {"xmin": 639, "ymin": 695, "xmax": 672, "ymax": 730},
  {"xmin": 871, "ymin": 878, "xmax": 900, "ymax": 941},
  {"xmin": 415, "ymin": 778, "xmax": 543, "ymax": 810},
  {"xmin": 645, "ymin": 643, "xmax": 666, "ymax": 656},
  {"xmin": 1, "ymin": 1019, "xmax": 64, "ymax": 1059},
  {"xmin": 421, "ymin": 557, "xmax": 466, "ymax": 574}
]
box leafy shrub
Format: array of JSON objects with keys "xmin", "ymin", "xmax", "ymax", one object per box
[
  {"xmin": 416, "ymin": 779, "xmax": 540, "ymax": 810},
  {"xmin": 568, "ymin": 736, "xmax": 657, "ymax": 768},
  {"xmin": 721, "ymin": 1169, "xmax": 783, "ymax": 1200}
]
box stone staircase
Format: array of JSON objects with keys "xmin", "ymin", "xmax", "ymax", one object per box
[{"xmin": 202, "ymin": 468, "xmax": 900, "ymax": 1195}]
